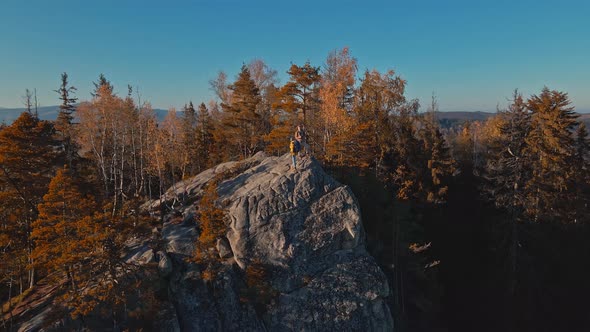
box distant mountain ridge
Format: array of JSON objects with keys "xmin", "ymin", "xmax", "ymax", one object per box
[
  {"xmin": 0, "ymin": 106, "xmax": 62, "ymax": 123},
  {"xmin": 0, "ymin": 105, "xmax": 169, "ymax": 124},
  {"xmin": 434, "ymin": 111, "xmax": 494, "ymax": 129},
  {"xmin": 1, "ymin": 106, "xmax": 589, "ymax": 128},
  {"xmin": 434, "ymin": 110, "xmax": 590, "ymax": 129}
]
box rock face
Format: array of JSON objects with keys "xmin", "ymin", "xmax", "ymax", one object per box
[{"xmin": 145, "ymin": 152, "xmax": 393, "ymax": 331}]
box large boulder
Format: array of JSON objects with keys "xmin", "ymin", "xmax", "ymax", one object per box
[{"xmin": 148, "ymin": 152, "xmax": 393, "ymax": 331}]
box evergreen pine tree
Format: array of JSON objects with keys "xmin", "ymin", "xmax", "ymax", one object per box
[
  {"xmin": 264, "ymin": 62, "xmax": 320, "ymax": 156},
  {"xmin": 524, "ymin": 88, "xmax": 579, "ymax": 221},
  {"xmin": 0, "ymin": 112, "xmax": 58, "ymax": 289},
  {"xmin": 181, "ymin": 101, "xmax": 199, "ymax": 177},
  {"xmin": 283, "ymin": 61, "xmax": 321, "ymax": 126},
  {"xmin": 91, "ymin": 73, "xmax": 113, "ymax": 98},
  {"xmin": 485, "ymin": 91, "xmax": 531, "ymax": 212},
  {"xmin": 31, "ymin": 167, "xmax": 97, "ymax": 288},
  {"xmin": 196, "ymin": 102, "xmax": 214, "ymax": 172},
  {"xmin": 54, "ymin": 72, "xmax": 79, "ymax": 168},
  {"xmin": 384, "ymin": 100, "xmax": 424, "ymax": 201},
  {"xmin": 221, "ymin": 65, "xmax": 262, "ymax": 159},
  {"xmin": 418, "ymin": 98, "xmax": 456, "ymax": 204},
  {"xmin": 483, "ymin": 91, "xmax": 531, "ymax": 296},
  {"xmin": 193, "ymin": 179, "xmax": 226, "ymax": 281},
  {"xmin": 575, "ymin": 123, "xmax": 590, "ymax": 162}
]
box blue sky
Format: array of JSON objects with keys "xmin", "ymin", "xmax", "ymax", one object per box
[{"xmin": 1, "ymin": 0, "xmax": 589, "ymax": 111}]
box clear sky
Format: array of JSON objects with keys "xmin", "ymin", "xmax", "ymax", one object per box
[{"xmin": 1, "ymin": 0, "xmax": 589, "ymax": 112}]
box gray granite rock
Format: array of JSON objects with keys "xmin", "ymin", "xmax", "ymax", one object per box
[
  {"xmin": 138, "ymin": 248, "xmax": 155, "ymax": 265},
  {"xmin": 181, "ymin": 209, "xmax": 196, "ymax": 226},
  {"xmin": 157, "ymin": 251, "xmax": 173, "ymax": 277},
  {"xmin": 217, "ymin": 237, "xmax": 233, "ymax": 259},
  {"xmin": 146, "ymin": 152, "xmax": 393, "ymax": 331}
]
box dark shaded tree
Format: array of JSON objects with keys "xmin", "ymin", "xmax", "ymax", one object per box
[
  {"xmin": 196, "ymin": 102, "xmax": 214, "ymax": 172},
  {"xmin": 54, "ymin": 72, "xmax": 79, "ymax": 168},
  {"xmin": 181, "ymin": 101, "xmax": 199, "ymax": 177},
  {"xmin": 92, "ymin": 73, "xmax": 114, "ymax": 98}
]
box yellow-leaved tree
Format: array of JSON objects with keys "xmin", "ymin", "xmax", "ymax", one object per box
[
  {"xmin": 193, "ymin": 178, "xmax": 227, "ymax": 281},
  {"xmin": 317, "ymin": 47, "xmax": 357, "ymax": 164}
]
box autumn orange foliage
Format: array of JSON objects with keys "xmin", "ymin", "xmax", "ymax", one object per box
[{"xmin": 190, "ymin": 178, "xmax": 228, "ymax": 283}]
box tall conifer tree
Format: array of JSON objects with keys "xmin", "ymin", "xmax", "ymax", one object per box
[
  {"xmin": 54, "ymin": 72, "xmax": 79, "ymax": 168},
  {"xmin": 0, "ymin": 112, "xmax": 57, "ymax": 289},
  {"xmin": 524, "ymin": 88, "xmax": 578, "ymax": 221},
  {"xmin": 221, "ymin": 65, "xmax": 262, "ymax": 159},
  {"xmin": 31, "ymin": 167, "xmax": 97, "ymax": 289},
  {"xmin": 196, "ymin": 102, "xmax": 214, "ymax": 172},
  {"xmin": 181, "ymin": 101, "xmax": 199, "ymax": 177}
]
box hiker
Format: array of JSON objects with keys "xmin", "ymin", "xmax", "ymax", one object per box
[
  {"xmin": 294, "ymin": 124, "xmax": 310, "ymax": 156},
  {"xmin": 289, "ymin": 137, "xmax": 300, "ymax": 170}
]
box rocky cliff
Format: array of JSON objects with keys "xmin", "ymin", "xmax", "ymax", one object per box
[{"xmin": 137, "ymin": 152, "xmax": 393, "ymax": 331}]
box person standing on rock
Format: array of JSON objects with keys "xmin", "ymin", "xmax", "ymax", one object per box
[
  {"xmin": 294, "ymin": 124, "xmax": 310, "ymax": 157},
  {"xmin": 289, "ymin": 137, "xmax": 300, "ymax": 171}
]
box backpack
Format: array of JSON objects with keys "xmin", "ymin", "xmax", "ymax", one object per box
[{"xmin": 290, "ymin": 140, "xmax": 301, "ymax": 154}]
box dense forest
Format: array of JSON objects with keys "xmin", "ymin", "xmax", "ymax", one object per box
[{"xmin": 1, "ymin": 47, "xmax": 589, "ymax": 331}]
